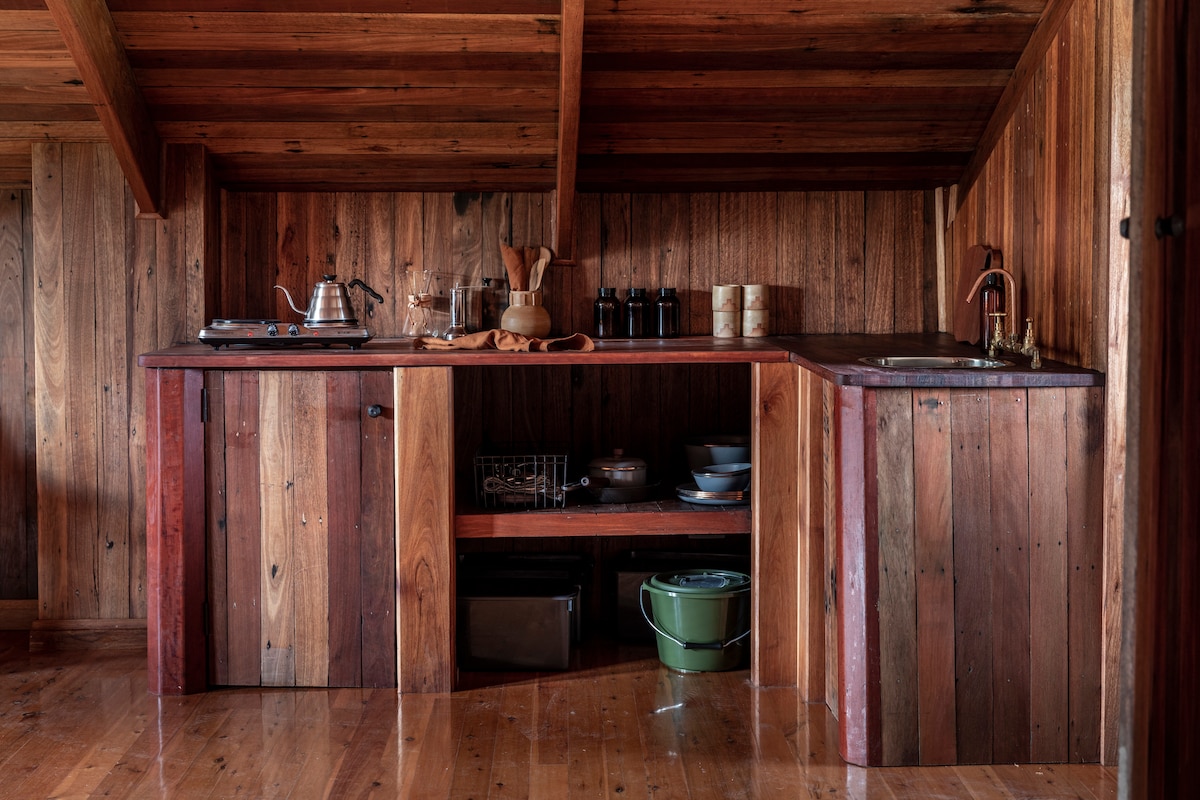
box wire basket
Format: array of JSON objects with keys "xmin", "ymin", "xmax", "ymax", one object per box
[{"xmin": 474, "ymin": 446, "xmax": 569, "ymax": 509}]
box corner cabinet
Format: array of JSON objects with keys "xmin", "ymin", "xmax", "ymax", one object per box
[
  {"xmin": 139, "ymin": 339, "xmax": 801, "ymax": 695},
  {"xmin": 783, "ymin": 334, "xmax": 1107, "ymax": 767}
]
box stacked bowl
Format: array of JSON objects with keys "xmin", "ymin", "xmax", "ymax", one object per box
[{"xmin": 679, "ymin": 435, "xmax": 751, "ymax": 505}]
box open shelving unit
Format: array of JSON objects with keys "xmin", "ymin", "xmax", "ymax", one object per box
[{"xmin": 455, "ymin": 497, "xmax": 750, "ymax": 539}]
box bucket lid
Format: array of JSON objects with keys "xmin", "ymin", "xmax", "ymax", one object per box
[{"xmin": 648, "ymin": 568, "xmax": 750, "ymax": 594}]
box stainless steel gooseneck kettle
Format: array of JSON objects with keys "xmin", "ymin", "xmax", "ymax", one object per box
[{"xmin": 275, "ymin": 274, "xmax": 383, "ymax": 327}]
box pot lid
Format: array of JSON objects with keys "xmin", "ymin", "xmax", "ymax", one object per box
[
  {"xmin": 588, "ymin": 448, "xmax": 646, "ymax": 472},
  {"xmin": 649, "ymin": 569, "xmax": 750, "ymax": 594}
]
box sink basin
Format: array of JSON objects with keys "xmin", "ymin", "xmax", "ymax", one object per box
[{"xmin": 860, "ymin": 355, "xmax": 1010, "ymax": 369}]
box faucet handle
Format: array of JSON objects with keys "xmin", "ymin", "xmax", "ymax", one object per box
[
  {"xmin": 1022, "ymin": 318, "xmax": 1036, "ymax": 351},
  {"xmin": 987, "ymin": 312, "xmax": 1006, "ymax": 357}
]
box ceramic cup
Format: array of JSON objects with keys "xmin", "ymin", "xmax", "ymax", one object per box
[
  {"xmin": 712, "ymin": 284, "xmax": 742, "ymax": 312},
  {"xmin": 742, "ymin": 309, "xmax": 769, "ymax": 337},
  {"xmin": 713, "ymin": 310, "xmax": 741, "ymax": 338},
  {"xmin": 742, "ymin": 284, "xmax": 769, "ymax": 311}
]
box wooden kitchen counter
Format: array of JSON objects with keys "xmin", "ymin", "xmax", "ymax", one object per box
[
  {"xmin": 776, "ymin": 332, "xmax": 1104, "ymax": 387},
  {"xmin": 138, "ymin": 335, "xmax": 792, "ymax": 368},
  {"xmin": 140, "ymin": 332, "xmax": 1106, "ymax": 768}
]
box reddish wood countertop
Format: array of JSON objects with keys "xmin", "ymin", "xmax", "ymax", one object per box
[
  {"xmin": 139, "ymin": 333, "xmax": 1103, "ymax": 387},
  {"xmin": 137, "ymin": 335, "xmax": 790, "ymax": 368},
  {"xmin": 776, "ymin": 333, "xmax": 1104, "ymax": 387}
]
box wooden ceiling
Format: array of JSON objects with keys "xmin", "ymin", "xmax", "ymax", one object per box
[{"xmin": 0, "ymin": 1, "xmax": 1060, "ymax": 205}]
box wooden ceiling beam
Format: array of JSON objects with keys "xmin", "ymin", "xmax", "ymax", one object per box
[
  {"xmin": 45, "ymin": 0, "xmax": 163, "ymax": 218},
  {"xmin": 552, "ymin": 0, "xmax": 582, "ymax": 265}
]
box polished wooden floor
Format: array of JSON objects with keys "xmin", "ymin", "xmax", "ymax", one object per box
[{"xmin": 0, "ymin": 632, "xmax": 1116, "ymax": 799}]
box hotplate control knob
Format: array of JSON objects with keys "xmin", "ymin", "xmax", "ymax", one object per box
[
  {"xmin": 266, "ymin": 323, "xmax": 278, "ymax": 336},
  {"xmin": 288, "ymin": 323, "xmax": 300, "ymax": 336}
]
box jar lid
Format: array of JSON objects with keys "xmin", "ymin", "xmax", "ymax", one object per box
[
  {"xmin": 648, "ymin": 569, "xmax": 751, "ymax": 594},
  {"xmin": 599, "ymin": 287, "xmax": 616, "ymax": 296},
  {"xmin": 658, "ymin": 287, "xmax": 676, "ymax": 296}
]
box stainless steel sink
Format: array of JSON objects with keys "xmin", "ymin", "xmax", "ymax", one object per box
[{"xmin": 860, "ymin": 355, "xmax": 1010, "ymax": 369}]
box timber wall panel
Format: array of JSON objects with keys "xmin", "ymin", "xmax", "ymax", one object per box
[
  {"xmin": 821, "ymin": 379, "xmax": 840, "ymax": 715},
  {"xmin": 359, "ymin": 369, "xmax": 397, "ymax": 688},
  {"xmin": 874, "ymin": 388, "xmax": 918, "ymax": 766},
  {"xmin": 395, "ymin": 367, "xmax": 455, "ymax": 694},
  {"xmin": 911, "ymin": 388, "xmax": 956, "ymax": 765},
  {"xmin": 750, "ymin": 361, "xmax": 799, "ymax": 688},
  {"xmin": 796, "ymin": 367, "xmax": 827, "ymax": 702},
  {"xmin": 31, "ymin": 142, "xmax": 195, "ymax": 626},
  {"xmin": 0, "ymin": 189, "xmax": 35, "ymax": 601},
  {"xmin": 944, "ymin": 0, "xmax": 1124, "ymax": 762},
  {"xmin": 16, "ymin": 152, "xmax": 936, "ymax": 636},
  {"xmin": 946, "ymin": 0, "xmax": 1110, "ymax": 371},
  {"xmin": 219, "ymin": 189, "xmax": 935, "ymax": 340},
  {"xmin": 203, "ymin": 370, "xmax": 229, "ymax": 685},
  {"xmin": 949, "ymin": 389, "xmax": 993, "ymax": 765},
  {"xmin": 325, "ymin": 370, "xmax": 364, "ymax": 688},
  {"xmin": 1028, "ymin": 388, "xmax": 1070, "ymax": 762}
]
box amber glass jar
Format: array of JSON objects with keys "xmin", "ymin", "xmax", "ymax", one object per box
[
  {"xmin": 594, "ymin": 287, "xmax": 620, "ymax": 338},
  {"xmin": 654, "ymin": 287, "xmax": 680, "ymax": 338}
]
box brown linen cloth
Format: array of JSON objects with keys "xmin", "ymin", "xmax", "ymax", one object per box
[{"xmin": 415, "ymin": 329, "xmax": 595, "ymax": 352}]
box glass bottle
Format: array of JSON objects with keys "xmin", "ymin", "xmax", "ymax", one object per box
[
  {"xmin": 623, "ymin": 288, "xmax": 650, "ymax": 338},
  {"xmin": 443, "ymin": 285, "xmax": 468, "ymax": 340},
  {"xmin": 594, "ymin": 287, "xmax": 620, "ymax": 339},
  {"xmin": 978, "ymin": 273, "xmax": 1004, "ymax": 352},
  {"xmin": 654, "ymin": 287, "xmax": 681, "ymax": 338}
]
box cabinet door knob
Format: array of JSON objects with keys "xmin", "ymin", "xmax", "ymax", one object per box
[
  {"xmin": 367, "ymin": 404, "xmax": 384, "ymax": 418},
  {"xmin": 1155, "ymin": 215, "xmax": 1184, "ymax": 239}
]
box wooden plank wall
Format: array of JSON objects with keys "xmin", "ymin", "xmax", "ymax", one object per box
[
  {"xmin": 944, "ymin": 0, "xmax": 1126, "ymax": 764},
  {"xmin": 946, "ymin": 0, "xmax": 1115, "ymax": 372},
  {"xmin": 29, "ymin": 142, "xmax": 209, "ymax": 632},
  {"xmin": 0, "ymin": 189, "xmax": 35, "ymax": 602},
  {"xmin": 841, "ymin": 384, "xmax": 1104, "ymax": 766},
  {"xmin": 205, "ymin": 369, "xmax": 397, "ymax": 688},
  {"xmin": 5, "ymin": 158, "xmax": 938, "ymax": 633},
  {"xmin": 220, "ymin": 189, "xmax": 936, "ymax": 340}
]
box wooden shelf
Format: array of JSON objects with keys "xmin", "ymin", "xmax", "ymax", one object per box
[{"xmin": 455, "ymin": 498, "xmax": 750, "ymax": 539}]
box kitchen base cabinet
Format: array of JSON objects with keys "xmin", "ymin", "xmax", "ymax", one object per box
[
  {"xmin": 141, "ymin": 340, "xmax": 798, "ymax": 696},
  {"xmin": 204, "ymin": 369, "xmax": 398, "ymax": 689},
  {"xmin": 826, "ymin": 382, "xmax": 1105, "ymax": 766},
  {"xmin": 143, "ymin": 332, "xmax": 1104, "ymax": 771}
]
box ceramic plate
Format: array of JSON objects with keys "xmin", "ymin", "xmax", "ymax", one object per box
[{"xmin": 675, "ymin": 481, "xmax": 750, "ymax": 506}]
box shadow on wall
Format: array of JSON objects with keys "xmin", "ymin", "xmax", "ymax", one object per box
[{"xmin": 0, "ymin": 436, "xmax": 35, "ymax": 600}]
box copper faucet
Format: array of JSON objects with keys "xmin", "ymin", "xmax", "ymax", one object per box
[{"xmin": 966, "ymin": 267, "xmax": 1042, "ymax": 368}]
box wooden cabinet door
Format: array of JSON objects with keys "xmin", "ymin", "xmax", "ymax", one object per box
[{"xmin": 204, "ymin": 369, "xmax": 396, "ymax": 688}]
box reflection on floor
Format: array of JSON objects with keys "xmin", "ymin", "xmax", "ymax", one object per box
[{"xmin": 0, "ymin": 632, "xmax": 1116, "ymax": 799}]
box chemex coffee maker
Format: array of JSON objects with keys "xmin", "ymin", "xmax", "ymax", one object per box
[{"xmin": 199, "ymin": 274, "xmax": 384, "ymax": 349}]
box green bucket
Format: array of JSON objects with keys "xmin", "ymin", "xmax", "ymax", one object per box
[{"xmin": 640, "ymin": 569, "xmax": 751, "ymax": 672}]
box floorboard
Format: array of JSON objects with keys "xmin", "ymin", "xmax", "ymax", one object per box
[{"xmin": 0, "ymin": 632, "xmax": 1116, "ymax": 799}]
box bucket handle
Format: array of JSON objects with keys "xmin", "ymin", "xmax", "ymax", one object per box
[{"xmin": 639, "ymin": 585, "xmax": 751, "ymax": 651}]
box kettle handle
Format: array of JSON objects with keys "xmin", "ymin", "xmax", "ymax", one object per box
[{"xmin": 349, "ymin": 278, "xmax": 384, "ymax": 304}]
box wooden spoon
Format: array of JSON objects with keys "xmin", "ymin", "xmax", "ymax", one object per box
[{"xmin": 529, "ymin": 247, "xmax": 551, "ymax": 291}]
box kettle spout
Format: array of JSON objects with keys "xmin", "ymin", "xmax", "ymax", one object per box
[{"xmin": 274, "ymin": 284, "xmax": 307, "ymax": 316}]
